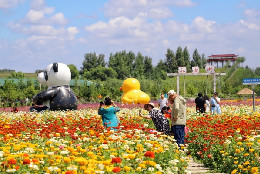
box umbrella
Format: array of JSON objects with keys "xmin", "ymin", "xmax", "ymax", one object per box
[{"xmin": 236, "ymin": 88, "xmax": 254, "ymax": 95}]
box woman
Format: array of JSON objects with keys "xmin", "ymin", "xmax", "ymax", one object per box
[
  {"xmin": 210, "ymin": 92, "xmax": 221, "ymax": 114},
  {"xmin": 139, "ymin": 102, "xmax": 170, "ymax": 135},
  {"xmin": 98, "ymin": 97, "xmax": 120, "ymax": 130},
  {"xmin": 204, "ymin": 95, "xmax": 210, "ymax": 113}
]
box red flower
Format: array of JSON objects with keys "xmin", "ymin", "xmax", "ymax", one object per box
[
  {"xmin": 112, "ymin": 167, "xmax": 121, "ymax": 173},
  {"xmin": 207, "ymin": 154, "xmax": 212, "ymax": 158},
  {"xmin": 144, "ymin": 151, "xmax": 155, "ymax": 158},
  {"xmin": 111, "ymin": 157, "xmax": 122, "ymax": 163},
  {"xmin": 23, "ymin": 158, "xmax": 30, "ymax": 164},
  {"xmin": 8, "ymin": 158, "xmax": 17, "ymax": 164},
  {"xmin": 65, "ymin": 171, "xmax": 74, "ymax": 174}
]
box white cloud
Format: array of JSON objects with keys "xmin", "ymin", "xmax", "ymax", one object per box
[
  {"xmin": 192, "ymin": 17, "xmax": 216, "ymax": 33},
  {"xmin": 67, "ymin": 27, "xmax": 79, "ymax": 40},
  {"xmin": 104, "ymin": 0, "xmax": 181, "ymax": 19},
  {"xmin": 0, "ymin": 0, "xmax": 23, "ymax": 9},
  {"xmin": 239, "ymin": 20, "xmax": 260, "ymax": 30},
  {"xmin": 50, "ymin": 13, "xmax": 68, "ymax": 25},
  {"xmin": 26, "ymin": 10, "xmax": 45, "ymax": 23},
  {"xmin": 31, "ymin": 0, "xmax": 45, "ymax": 10},
  {"xmin": 172, "ymin": 0, "xmax": 195, "ymax": 7},
  {"xmin": 244, "ymin": 9, "xmax": 260, "ymax": 18}
]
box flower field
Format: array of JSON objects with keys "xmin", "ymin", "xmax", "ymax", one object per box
[
  {"xmin": 0, "ymin": 108, "xmax": 187, "ymax": 173},
  {"xmin": 186, "ymin": 105, "xmax": 260, "ymax": 174},
  {"xmin": 0, "ymin": 101, "xmax": 259, "ymax": 173}
]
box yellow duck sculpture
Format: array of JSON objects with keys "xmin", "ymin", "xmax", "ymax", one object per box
[{"xmin": 120, "ymin": 78, "xmax": 150, "ymax": 104}]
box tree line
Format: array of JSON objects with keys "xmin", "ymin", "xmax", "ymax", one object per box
[{"xmin": 0, "ymin": 47, "xmax": 260, "ymax": 107}]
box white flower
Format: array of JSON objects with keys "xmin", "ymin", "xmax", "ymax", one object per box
[
  {"xmin": 60, "ymin": 150, "xmax": 70, "ymax": 155},
  {"xmin": 29, "ymin": 164, "xmax": 39, "ymax": 170},
  {"xmin": 6, "ymin": 169, "xmax": 16, "ymax": 173},
  {"xmin": 97, "ymin": 164, "xmax": 104, "ymax": 170},
  {"xmin": 67, "ymin": 165, "xmax": 78, "ymax": 171},
  {"xmin": 47, "ymin": 152, "xmax": 54, "ymax": 155},
  {"xmin": 148, "ymin": 167, "xmax": 154, "ymax": 171}
]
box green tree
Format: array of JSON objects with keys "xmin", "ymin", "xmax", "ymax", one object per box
[
  {"xmin": 176, "ymin": 46, "xmax": 185, "ymax": 67},
  {"xmin": 255, "ymin": 67, "xmax": 260, "ymax": 76},
  {"xmin": 108, "ymin": 51, "xmax": 135, "ymax": 79},
  {"xmin": 165, "ymin": 48, "xmax": 177, "ymax": 73},
  {"xmin": 9, "ymin": 71, "xmax": 25, "ymax": 79},
  {"xmin": 192, "ymin": 49, "xmax": 202, "ymax": 68},
  {"xmin": 133, "ymin": 52, "xmax": 144, "ymax": 78},
  {"xmin": 80, "ymin": 52, "xmax": 106, "ymax": 74},
  {"xmin": 3, "ymin": 80, "xmax": 18, "ymax": 102},
  {"xmin": 183, "ymin": 47, "xmax": 191, "ymax": 71},
  {"xmin": 83, "ymin": 66, "xmax": 117, "ymax": 81},
  {"xmin": 143, "ymin": 56, "xmax": 153, "ymax": 79},
  {"xmin": 68, "ymin": 64, "xmax": 80, "ymax": 79}
]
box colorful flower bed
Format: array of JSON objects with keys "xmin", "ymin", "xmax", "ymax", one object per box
[
  {"xmin": 0, "ymin": 109, "xmax": 188, "ymax": 173},
  {"xmin": 186, "ymin": 107, "xmax": 260, "ymax": 174}
]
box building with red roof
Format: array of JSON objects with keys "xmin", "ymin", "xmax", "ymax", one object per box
[{"xmin": 207, "ymin": 54, "xmax": 238, "ymax": 68}]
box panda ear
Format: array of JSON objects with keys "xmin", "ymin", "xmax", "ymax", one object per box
[{"xmin": 53, "ymin": 63, "xmax": 58, "ymax": 72}]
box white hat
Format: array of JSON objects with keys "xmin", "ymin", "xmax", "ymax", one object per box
[
  {"xmin": 144, "ymin": 102, "xmax": 155, "ymax": 108},
  {"xmin": 168, "ymin": 90, "xmax": 176, "ymax": 96}
]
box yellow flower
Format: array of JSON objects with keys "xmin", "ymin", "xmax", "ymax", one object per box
[
  {"xmin": 237, "ymin": 142, "xmax": 242, "ymax": 146},
  {"xmin": 235, "ymin": 149, "xmax": 240, "ymax": 153},
  {"xmin": 240, "ymin": 148, "xmax": 244, "ymax": 151},
  {"xmin": 238, "ymin": 165, "xmax": 243, "ymax": 169},
  {"xmin": 139, "ymin": 163, "xmax": 146, "ymax": 168},
  {"xmin": 234, "ymin": 161, "xmax": 238, "ymax": 164},
  {"xmin": 251, "ymin": 167, "xmax": 259, "ymax": 174},
  {"xmin": 155, "ymin": 172, "xmax": 162, "ymax": 174},
  {"xmin": 64, "ymin": 157, "xmax": 71, "ymax": 163},
  {"xmin": 124, "ymin": 166, "xmax": 131, "ymax": 171},
  {"xmin": 231, "ymin": 169, "xmax": 238, "ymax": 174},
  {"xmin": 243, "ymin": 161, "xmax": 250, "ymax": 165},
  {"xmin": 249, "ymin": 149, "xmax": 254, "ymax": 153},
  {"xmin": 219, "ymin": 151, "xmax": 224, "ymax": 154},
  {"xmin": 244, "ymin": 153, "xmax": 249, "ymax": 157}
]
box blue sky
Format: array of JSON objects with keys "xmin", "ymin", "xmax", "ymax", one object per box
[{"xmin": 0, "ymin": 0, "xmax": 260, "ymax": 72}]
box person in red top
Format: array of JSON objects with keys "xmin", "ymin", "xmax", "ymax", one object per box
[{"xmin": 161, "ymin": 106, "xmax": 171, "ymax": 119}]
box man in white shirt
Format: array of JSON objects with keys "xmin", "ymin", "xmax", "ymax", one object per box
[{"xmin": 158, "ymin": 93, "xmax": 168, "ymax": 110}]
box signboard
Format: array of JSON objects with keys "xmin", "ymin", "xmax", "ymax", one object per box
[
  {"xmin": 243, "ymin": 78, "xmax": 260, "ymax": 85},
  {"xmin": 178, "ymin": 67, "xmax": 187, "ymax": 74},
  {"xmin": 192, "ymin": 66, "xmax": 199, "ymax": 74},
  {"xmin": 205, "ymin": 65, "xmax": 215, "ymax": 73}
]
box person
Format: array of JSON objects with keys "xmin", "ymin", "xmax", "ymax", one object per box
[
  {"xmin": 98, "ymin": 97, "xmax": 120, "ymax": 130},
  {"xmin": 210, "ymin": 92, "xmax": 221, "ymax": 114},
  {"xmin": 161, "ymin": 106, "xmax": 171, "ymax": 119},
  {"xmin": 204, "ymin": 95, "xmax": 210, "ymax": 113},
  {"xmin": 195, "ymin": 92, "xmax": 206, "ymax": 113},
  {"xmin": 168, "ymin": 90, "xmax": 187, "ymax": 147},
  {"xmin": 139, "ymin": 102, "xmax": 170, "ymax": 135},
  {"xmin": 11, "ymin": 107, "xmax": 18, "ymax": 113},
  {"xmin": 158, "ymin": 93, "xmax": 168, "ymax": 110}
]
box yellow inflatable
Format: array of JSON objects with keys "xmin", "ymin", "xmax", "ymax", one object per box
[{"xmin": 120, "ymin": 78, "xmax": 150, "ymax": 104}]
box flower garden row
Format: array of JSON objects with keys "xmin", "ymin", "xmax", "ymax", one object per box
[
  {"xmin": 0, "ymin": 103, "xmax": 259, "ymax": 173},
  {"xmin": 186, "ymin": 105, "xmax": 260, "ymax": 174},
  {"xmin": 0, "ymin": 109, "xmax": 188, "ymax": 173}
]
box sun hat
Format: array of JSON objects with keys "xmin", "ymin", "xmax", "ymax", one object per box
[
  {"xmin": 167, "ymin": 90, "xmax": 176, "ymax": 97},
  {"xmin": 144, "ymin": 102, "xmax": 155, "ymax": 109}
]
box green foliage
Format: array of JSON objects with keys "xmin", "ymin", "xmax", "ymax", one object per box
[
  {"xmin": 68, "ymin": 64, "xmax": 79, "ymax": 79},
  {"xmin": 9, "ymin": 71, "xmax": 25, "ymax": 79}
]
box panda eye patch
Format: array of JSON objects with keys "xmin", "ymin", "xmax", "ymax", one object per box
[{"xmin": 44, "ymin": 71, "xmax": 48, "ymax": 81}]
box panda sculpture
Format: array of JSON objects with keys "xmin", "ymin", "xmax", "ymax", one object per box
[{"xmin": 32, "ymin": 62, "xmax": 77, "ymax": 111}]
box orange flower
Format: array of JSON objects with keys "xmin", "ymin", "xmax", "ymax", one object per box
[
  {"xmin": 65, "ymin": 171, "xmax": 74, "ymax": 174},
  {"xmin": 8, "ymin": 158, "xmax": 17, "ymax": 164},
  {"xmin": 23, "ymin": 158, "xmax": 30, "ymax": 164},
  {"xmin": 144, "ymin": 151, "xmax": 155, "ymax": 158},
  {"xmin": 111, "ymin": 157, "xmax": 122, "ymax": 163},
  {"xmin": 112, "ymin": 167, "xmax": 121, "ymax": 173}
]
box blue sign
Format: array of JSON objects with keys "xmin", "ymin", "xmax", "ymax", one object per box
[{"xmin": 243, "ymin": 78, "xmax": 260, "ymax": 85}]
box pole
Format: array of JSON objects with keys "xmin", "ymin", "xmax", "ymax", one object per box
[
  {"xmin": 213, "ymin": 73, "xmax": 216, "ymax": 92},
  {"xmin": 177, "ymin": 75, "xmax": 179, "ymax": 95},
  {"xmin": 184, "ymin": 76, "xmax": 186, "ymax": 97},
  {"xmin": 253, "ymin": 85, "xmax": 255, "ymax": 112}
]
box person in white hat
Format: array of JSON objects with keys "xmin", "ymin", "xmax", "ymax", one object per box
[
  {"xmin": 139, "ymin": 102, "xmax": 170, "ymax": 135},
  {"xmin": 167, "ymin": 90, "xmax": 187, "ymax": 147}
]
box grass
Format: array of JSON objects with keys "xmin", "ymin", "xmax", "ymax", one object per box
[{"xmin": 0, "ymin": 73, "xmax": 37, "ymax": 79}]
